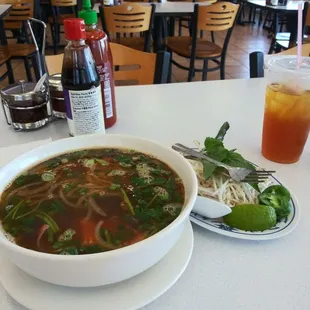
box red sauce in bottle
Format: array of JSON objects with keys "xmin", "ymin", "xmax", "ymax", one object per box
[{"xmin": 79, "ymin": 7, "xmax": 117, "ymax": 129}]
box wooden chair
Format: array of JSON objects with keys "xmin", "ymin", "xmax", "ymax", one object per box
[
  {"xmin": 44, "ymin": 43, "xmax": 170, "ymax": 85},
  {"xmin": 269, "ymin": 2, "xmax": 310, "ymax": 54},
  {"xmin": 110, "ymin": 42, "xmax": 170, "ymax": 85},
  {"xmin": 249, "ymin": 44, "xmax": 310, "ymax": 78},
  {"xmin": 165, "ymin": 2, "xmax": 240, "ymax": 82},
  {"xmin": 99, "ymin": 3, "xmax": 155, "ymax": 52},
  {"xmin": 49, "ymin": 0, "xmax": 77, "ymax": 55},
  {"xmin": 1, "ymin": 0, "xmax": 34, "ymax": 32},
  {"xmin": 0, "ymin": 46, "xmax": 14, "ymax": 83},
  {"xmin": 45, "ymin": 53, "xmax": 64, "ymax": 75},
  {"xmin": 172, "ymin": 0, "xmax": 217, "ymax": 38},
  {"xmin": 1, "ymin": 0, "xmax": 34, "ymax": 46},
  {"xmin": 0, "ymin": 0, "xmax": 42, "ymax": 81}
]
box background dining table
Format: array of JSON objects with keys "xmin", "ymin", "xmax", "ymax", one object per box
[
  {"xmin": 245, "ymin": 0, "xmax": 303, "ymax": 46},
  {"xmin": 94, "ymin": 0, "xmax": 216, "ymax": 50},
  {"xmin": 0, "ymin": 78, "xmax": 310, "ymax": 309}
]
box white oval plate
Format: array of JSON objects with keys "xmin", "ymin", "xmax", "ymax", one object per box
[
  {"xmin": 190, "ymin": 176, "xmax": 300, "ymax": 241},
  {"xmin": 0, "ymin": 221, "xmax": 193, "ymax": 310}
]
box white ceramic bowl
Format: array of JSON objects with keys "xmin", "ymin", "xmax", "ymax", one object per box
[{"xmin": 0, "ymin": 134, "xmax": 198, "ymax": 287}]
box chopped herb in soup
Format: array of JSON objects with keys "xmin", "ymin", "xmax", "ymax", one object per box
[{"xmin": 0, "ymin": 149, "xmax": 185, "ymax": 255}]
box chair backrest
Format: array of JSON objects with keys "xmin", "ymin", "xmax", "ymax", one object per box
[
  {"xmin": 196, "ymin": 1, "xmax": 239, "ymax": 32},
  {"xmin": 110, "ymin": 42, "xmax": 170, "ymax": 85},
  {"xmin": 51, "ymin": 0, "xmax": 77, "ymax": 6},
  {"xmin": 45, "ymin": 54, "xmax": 64, "ymax": 75},
  {"xmin": 44, "ymin": 43, "xmax": 170, "ymax": 84},
  {"xmin": 0, "ymin": 0, "xmax": 34, "ymax": 21},
  {"xmin": 101, "ymin": 3, "xmax": 154, "ymax": 34},
  {"xmin": 249, "ymin": 44, "xmax": 310, "ymax": 78}
]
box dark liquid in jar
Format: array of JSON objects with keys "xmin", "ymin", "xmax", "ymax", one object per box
[
  {"xmin": 9, "ymin": 99, "xmax": 48, "ymax": 123},
  {"xmin": 50, "ymin": 89, "xmax": 66, "ymax": 113}
]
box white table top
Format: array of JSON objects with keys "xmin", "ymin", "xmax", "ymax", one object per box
[
  {"xmin": 1, "ymin": 78, "xmax": 310, "ymax": 310},
  {"xmin": 247, "ymin": 0, "xmax": 304, "ymax": 11},
  {"xmin": 94, "ymin": 0, "xmax": 215, "ymax": 15}
]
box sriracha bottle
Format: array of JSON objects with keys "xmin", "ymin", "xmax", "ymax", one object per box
[{"xmin": 79, "ymin": 1, "xmax": 117, "ymax": 128}]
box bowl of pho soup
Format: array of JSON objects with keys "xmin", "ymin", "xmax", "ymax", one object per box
[{"xmin": 0, "ymin": 134, "xmax": 198, "ymax": 287}]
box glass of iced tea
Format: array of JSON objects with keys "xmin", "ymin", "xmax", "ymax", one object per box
[{"xmin": 262, "ymin": 56, "xmax": 310, "ymax": 163}]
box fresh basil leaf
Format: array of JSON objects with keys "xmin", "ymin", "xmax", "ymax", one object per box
[
  {"xmin": 202, "ymin": 160, "xmax": 217, "ymax": 179},
  {"xmin": 204, "ymin": 137, "xmax": 224, "ymax": 152},
  {"xmin": 215, "ymin": 122, "xmax": 230, "ymax": 141},
  {"xmin": 15, "ymin": 174, "xmax": 41, "ymax": 186},
  {"xmin": 224, "ymin": 151, "xmax": 255, "ymax": 170}
]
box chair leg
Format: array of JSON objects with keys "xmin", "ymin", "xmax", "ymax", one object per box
[
  {"xmin": 6, "ymin": 60, "xmax": 14, "ymax": 84},
  {"xmin": 23, "ymin": 57, "xmax": 33, "ymax": 82},
  {"xmin": 220, "ymin": 58, "xmax": 226, "ymax": 80},
  {"xmin": 211, "ymin": 31, "xmax": 215, "ymax": 43},
  {"xmin": 268, "ymin": 38, "xmax": 276, "ymax": 54},
  {"xmin": 168, "ymin": 53, "xmax": 172, "ymax": 83},
  {"xmin": 187, "ymin": 58, "xmax": 195, "ymax": 82},
  {"xmin": 202, "ymin": 59, "xmax": 208, "ymax": 81},
  {"xmin": 55, "ymin": 24, "xmax": 60, "ymax": 55},
  {"xmin": 263, "ymin": 11, "xmax": 269, "ymax": 29},
  {"xmin": 259, "ymin": 10, "xmax": 263, "ymax": 25},
  {"xmin": 178, "ymin": 19, "xmax": 182, "ymax": 36},
  {"xmin": 200, "ymin": 30, "xmax": 203, "ymax": 38},
  {"xmin": 252, "ymin": 8, "xmax": 256, "ymax": 23},
  {"xmin": 50, "ymin": 24, "xmax": 57, "ymax": 55}
]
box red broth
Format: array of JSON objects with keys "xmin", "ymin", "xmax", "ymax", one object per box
[{"xmin": 0, "ymin": 149, "xmax": 184, "ymax": 255}]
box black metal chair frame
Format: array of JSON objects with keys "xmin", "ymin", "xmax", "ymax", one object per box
[
  {"xmin": 8, "ymin": 18, "xmax": 45, "ymax": 82},
  {"xmin": 99, "ymin": 4, "xmax": 156, "ymax": 53},
  {"xmin": 249, "ymin": 51, "xmax": 264, "ymax": 78},
  {"xmin": 268, "ymin": 2, "xmax": 309, "ymax": 54},
  {"xmin": 50, "ymin": 0, "xmax": 78, "ymax": 55},
  {"xmin": 166, "ymin": 3, "xmax": 240, "ymax": 82},
  {"xmin": 0, "ymin": 52, "xmax": 14, "ymax": 84},
  {"xmin": 153, "ymin": 50, "xmax": 171, "ymax": 84}
]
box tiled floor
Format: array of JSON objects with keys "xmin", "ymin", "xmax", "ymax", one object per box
[{"xmin": 0, "ymin": 18, "xmax": 272, "ymax": 88}]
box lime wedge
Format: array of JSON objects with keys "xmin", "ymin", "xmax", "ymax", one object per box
[{"xmin": 223, "ymin": 204, "xmax": 277, "ymax": 232}]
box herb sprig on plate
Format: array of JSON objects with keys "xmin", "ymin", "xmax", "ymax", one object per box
[{"xmin": 200, "ymin": 122, "xmax": 258, "ymax": 191}]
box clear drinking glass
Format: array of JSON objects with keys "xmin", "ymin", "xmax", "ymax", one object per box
[{"xmin": 262, "ymin": 56, "xmax": 310, "ymax": 164}]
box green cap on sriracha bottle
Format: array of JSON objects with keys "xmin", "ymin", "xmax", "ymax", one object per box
[{"xmin": 78, "ymin": 0, "xmax": 98, "ymax": 25}]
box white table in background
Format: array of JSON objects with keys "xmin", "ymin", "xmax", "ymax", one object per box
[
  {"xmin": 1, "ymin": 78, "xmax": 310, "ymax": 310},
  {"xmin": 94, "ymin": 0, "xmax": 215, "ymax": 16},
  {"xmin": 247, "ymin": 0, "xmax": 304, "ymax": 11}
]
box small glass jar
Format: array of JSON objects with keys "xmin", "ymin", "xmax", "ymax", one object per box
[
  {"xmin": 1, "ymin": 81, "xmax": 51, "ymax": 131},
  {"xmin": 48, "ymin": 74, "xmax": 66, "ymax": 119}
]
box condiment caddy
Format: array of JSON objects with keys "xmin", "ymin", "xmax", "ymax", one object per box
[{"xmin": 0, "ymin": 11, "xmax": 117, "ymax": 135}]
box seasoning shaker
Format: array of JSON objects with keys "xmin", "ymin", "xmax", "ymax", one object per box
[
  {"xmin": 48, "ymin": 74, "xmax": 66, "ymax": 119},
  {"xmin": 0, "ymin": 80, "xmax": 52, "ymax": 131}
]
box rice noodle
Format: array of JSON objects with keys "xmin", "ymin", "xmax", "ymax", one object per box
[
  {"xmin": 186, "ymin": 158, "xmax": 271, "ymax": 208},
  {"xmin": 7, "ymin": 182, "xmax": 43, "ymax": 200},
  {"xmin": 76, "ymin": 196, "xmax": 87, "ymax": 208},
  {"xmin": 59, "ymin": 188, "xmax": 84, "ymax": 209},
  {"xmin": 86, "ymin": 174, "xmax": 111, "ymax": 185},
  {"xmin": 67, "ymin": 187, "xmax": 80, "ymax": 198},
  {"xmin": 95, "ymin": 221, "xmax": 116, "ymax": 250},
  {"xmin": 89, "ymin": 197, "xmax": 107, "ymax": 217},
  {"xmin": 17, "ymin": 182, "xmax": 51, "ymax": 197}
]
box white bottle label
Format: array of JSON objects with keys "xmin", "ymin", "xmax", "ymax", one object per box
[
  {"xmin": 97, "ymin": 64, "xmax": 113, "ymax": 119},
  {"xmin": 65, "ymin": 86, "xmax": 105, "ymax": 136}
]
